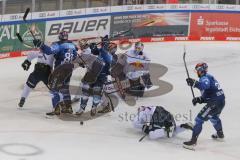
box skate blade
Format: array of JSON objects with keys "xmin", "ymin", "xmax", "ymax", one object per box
[
  {"xmin": 45, "ymin": 115, "xmax": 55, "ymax": 119},
  {"xmin": 75, "ymin": 112, "xmax": 84, "ymax": 116},
  {"xmin": 183, "ymin": 144, "xmax": 196, "ymax": 151},
  {"xmin": 212, "ymin": 138, "xmax": 224, "ymax": 142}
]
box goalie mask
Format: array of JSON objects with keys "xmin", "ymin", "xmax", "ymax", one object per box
[
  {"xmin": 134, "ymin": 42, "xmax": 144, "ymax": 55},
  {"xmin": 78, "ymin": 39, "xmax": 89, "ymax": 50}
]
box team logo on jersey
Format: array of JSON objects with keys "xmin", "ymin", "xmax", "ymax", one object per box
[{"xmin": 129, "ymin": 61, "xmax": 145, "ymax": 69}]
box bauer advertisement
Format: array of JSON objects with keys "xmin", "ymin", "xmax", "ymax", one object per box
[
  {"xmin": 110, "ymin": 13, "xmax": 190, "ymax": 39},
  {"xmin": 45, "ymin": 16, "xmax": 111, "ymax": 42},
  {"xmin": 190, "ymin": 13, "xmax": 240, "ymax": 40}
]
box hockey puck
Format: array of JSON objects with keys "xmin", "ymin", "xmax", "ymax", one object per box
[{"xmin": 80, "ymin": 121, "xmax": 84, "ymax": 125}]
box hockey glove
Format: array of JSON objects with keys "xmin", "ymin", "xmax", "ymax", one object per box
[
  {"xmin": 33, "ymin": 39, "xmax": 43, "ymax": 48},
  {"xmin": 186, "ymin": 78, "xmax": 197, "ymax": 87},
  {"xmin": 192, "ymin": 97, "xmax": 204, "ymax": 106},
  {"xmin": 101, "ymin": 35, "xmax": 110, "ymax": 50},
  {"xmin": 90, "ymin": 43, "xmax": 100, "ymax": 55},
  {"xmin": 142, "ymin": 125, "xmax": 150, "ymax": 134},
  {"xmin": 22, "ymin": 59, "xmax": 31, "ymax": 71},
  {"xmin": 101, "ymin": 35, "xmax": 109, "ymax": 43},
  {"xmin": 164, "ymin": 121, "xmax": 173, "ymax": 129}
]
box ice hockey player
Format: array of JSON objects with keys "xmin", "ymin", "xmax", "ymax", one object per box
[
  {"xmin": 18, "ymin": 50, "xmax": 54, "ymax": 107},
  {"xmin": 184, "ymin": 62, "xmax": 225, "ymax": 150},
  {"xmin": 75, "ymin": 35, "xmax": 112, "ymax": 116},
  {"xmin": 71, "ymin": 39, "xmax": 92, "ymax": 103},
  {"xmin": 33, "ymin": 31, "xmax": 78, "ymax": 115},
  {"xmin": 126, "ymin": 42, "xmax": 153, "ymax": 97},
  {"xmin": 97, "ymin": 42, "xmax": 119, "ymax": 113},
  {"xmin": 133, "ymin": 105, "xmax": 193, "ymax": 139},
  {"xmin": 111, "ymin": 42, "xmax": 152, "ymax": 98}
]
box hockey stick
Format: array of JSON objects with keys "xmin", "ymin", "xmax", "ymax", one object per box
[
  {"xmin": 16, "ymin": 32, "xmax": 23, "ymax": 43},
  {"xmin": 183, "ymin": 45, "xmax": 195, "ymax": 98},
  {"xmin": 22, "ymin": 8, "xmax": 47, "ymax": 60},
  {"xmin": 114, "ymin": 77, "xmax": 126, "ymax": 100},
  {"xmin": 104, "ymin": 92, "xmax": 115, "ymax": 112},
  {"xmin": 16, "ymin": 32, "xmax": 34, "ymax": 48},
  {"xmin": 23, "ymin": 8, "xmax": 37, "ymax": 41},
  {"xmin": 110, "ymin": 28, "xmax": 132, "ymax": 39},
  {"xmin": 139, "ymin": 134, "xmax": 148, "ymax": 142}
]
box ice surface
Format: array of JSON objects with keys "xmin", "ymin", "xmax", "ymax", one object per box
[{"xmin": 0, "ymin": 42, "xmax": 240, "ymax": 160}]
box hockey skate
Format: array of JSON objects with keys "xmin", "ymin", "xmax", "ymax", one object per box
[
  {"xmin": 61, "ymin": 101, "xmax": 73, "ymax": 114},
  {"xmin": 90, "ymin": 107, "xmax": 97, "ymax": 117},
  {"xmin": 18, "ymin": 97, "xmax": 25, "ymax": 108},
  {"xmin": 75, "ymin": 107, "xmax": 85, "ymax": 116},
  {"xmin": 46, "ymin": 106, "xmax": 61, "ymax": 116},
  {"xmin": 211, "ymin": 130, "xmax": 224, "ymax": 141},
  {"xmin": 183, "ymin": 137, "xmax": 197, "ymax": 151},
  {"xmin": 98, "ymin": 103, "xmax": 111, "ymax": 113}
]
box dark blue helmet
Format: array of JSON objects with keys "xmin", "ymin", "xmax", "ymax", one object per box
[{"xmin": 58, "ymin": 31, "xmax": 68, "ymax": 41}]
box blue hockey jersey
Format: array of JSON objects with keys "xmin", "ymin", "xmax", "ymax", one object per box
[
  {"xmin": 98, "ymin": 48, "xmax": 112, "ymax": 76},
  {"xmin": 195, "ymin": 73, "xmax": 225, "ymax": 102},
  {"xmin": 40, "ymin": 41, "xmax": 78, "ymax": 67}
]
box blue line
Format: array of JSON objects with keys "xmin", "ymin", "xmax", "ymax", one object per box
[{"xmin": 1, "ymin": 9, "xmax": 240, "ymax": 25}]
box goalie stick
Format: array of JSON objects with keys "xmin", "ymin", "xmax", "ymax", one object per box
[{"xmin": 183, "ymin": 45, "xmax": 195, "ymax": 98}]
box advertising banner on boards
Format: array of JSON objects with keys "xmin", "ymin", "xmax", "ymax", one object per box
[
  {"xmin": 190, "ymin": 12, "xmax": 240, "ymax": 39},
  {"xmin": 45, "ymin": 16, "xmax": 111, "ymax": 42},
  {"xmin": 110, "ymin": 13, "xmax": 190, "ymax": 39},
  {"xmin": 0, "ymin": 22, "xmax": 45, "ymax": 53}
]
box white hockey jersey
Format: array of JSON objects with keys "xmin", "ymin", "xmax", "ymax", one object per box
[
  {"xmin": 133, "ymin": 106, "xmax": 185, "ymax": 139},
  {"xmin": 27, "ymin": 50, "xmax": 54, "ymax": 68},
  {"xmin": 124, "ymin": 49, "xmax": 150, "ymax": 80}
]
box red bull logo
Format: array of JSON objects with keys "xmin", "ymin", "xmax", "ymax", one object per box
[{"xmin": 129, "ymin": 61, "xmax": 144, "ymax": 69}]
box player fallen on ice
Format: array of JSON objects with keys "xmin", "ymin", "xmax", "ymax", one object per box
[
  {"xmin": 33, "ymin": 31, "xmax": 78, "ymax": 115},
  {"xmin": 18, "ymin": 50, "xmax": 54, "ymax": 107},
  {"xmin": 75, "ymin": 35, "xmax": 112, "ymax": 116},
  {"xmin": 184, "ymin": 62, "xmax": 225, "ymax": 150},
  {"xmin": 133, "ymin": 106, "xmax": 193, "ymax": 140}
]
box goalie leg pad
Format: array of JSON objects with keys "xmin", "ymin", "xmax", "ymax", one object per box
[
  {"xmin": 127, "ymin": 78, "xmax": 145, "ymax": 97},
  {"xmin": 111, "ymin": 63, "xmax": 124, "ymax": 78},
  {"xmin": 82, "ymin": 71, "xmax": 97, "ymax": 84},
  {"xmin": 141, "ymin": 73, "xmax": 153, "ymax": 89},
  {"xmin": 91, "ymin": 59, "xmax": 104, "ymax": 76},
  {"xmin": 48, "ymin": 64, "xmax": 74, "ymax": 92}
]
